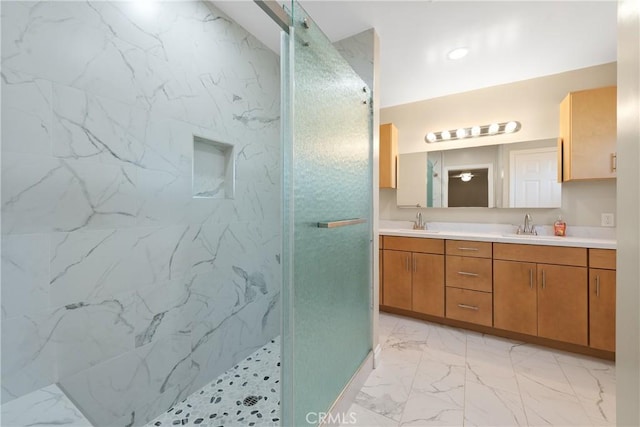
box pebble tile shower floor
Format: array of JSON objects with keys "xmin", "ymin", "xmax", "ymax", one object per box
[{"xmin": 146, "ymin": 338, "xmax": 280, "ymax": 427}]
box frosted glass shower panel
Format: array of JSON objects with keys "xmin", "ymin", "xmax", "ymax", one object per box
[
  {"xmin": 192, "ymin": 136, "xmax": 235, "ymax": 199},
  {"xmin": 282, "ymin": 1, "xmax": 373, "ymax": 425}
]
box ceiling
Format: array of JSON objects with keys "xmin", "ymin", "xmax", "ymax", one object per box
[{"xmin": 213, "ymin": 1, "xmax": 617, "ymax": 108}]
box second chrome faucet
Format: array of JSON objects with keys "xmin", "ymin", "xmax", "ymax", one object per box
[
  {"xmin": 517, "ymin": 213, "xmax": 537, "ymax": 235},
  {"xmin": 413, "ymin": 211, "xmax": 426, "ymax": 230}
]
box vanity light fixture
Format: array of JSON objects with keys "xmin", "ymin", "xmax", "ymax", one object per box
[{"xmin": 424, "ymin": 121, "xmax": 521, "ymax": 143}]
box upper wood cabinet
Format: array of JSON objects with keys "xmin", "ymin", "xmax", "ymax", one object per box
[
  {"xmin": 380, "ymin": 123, "xmax": 398, "ymax": 189},
  {"xmin": 559, "ymin": 86, "xmax": 617, "ymax": 181}
]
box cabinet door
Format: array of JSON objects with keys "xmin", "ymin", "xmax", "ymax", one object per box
[
  {"xmin": 379, "ymin": 123, "xmax": 397, "ymax": 189},
  {"xmin": 412, "ymin": 253, "xmax": 444, "ymax": 317},
  {"xmin": 589, "ymin": 268, "xmax": 616, "ymax": 352},
  {"xmin": 379, "ymin": 249, "xmax": 383, "ymax": 306},
  {"xmin": 537, "ymin": 264, "xmax": 588, "ymax": 346},
  {"xmin": 562, "ymin": 86, "xmax": 617, "ymax": 181},
  {"xmin": 382, "ymin": 250, "xmax": 412, "ymax": 310},
  {"xmin": 493, "ymin": 260, "xmax": 537, "ymax": 336}
]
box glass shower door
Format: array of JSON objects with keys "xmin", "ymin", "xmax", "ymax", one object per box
[{"xmin": 281, "ymin": 2, "xmax": 373, "ymax": 425}]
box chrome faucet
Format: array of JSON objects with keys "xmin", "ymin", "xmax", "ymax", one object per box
[
  {"xmin": 517, "ymin": 213, "xmax": 537, "ymax": 235},
  {"xmin": 413, "ymin": 211, "xmax": 426, "ymax": 230}
]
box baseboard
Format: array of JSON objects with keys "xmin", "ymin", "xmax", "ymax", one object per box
[{"xmin": 373, "ymin": 343, "xmax": 382, "ymax": 368}]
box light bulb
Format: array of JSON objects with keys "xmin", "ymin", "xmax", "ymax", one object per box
[
  {"xmin": 441, "ymin": 130, "xmax": 451, "ymax": 140},
  {"xmin": 456, "ymin": 128, "xmax": 467, "ymax": 139},
  {"xmin": 460, "ymin": 172, "xmax": 473, "ymax": 182},
  {"xmin": 471, "ymin": 126, "xmax": 481, "ymax": 137},
  {"xmin": 505, "ymin": 121, "xmax": 518, "ymax": 133},
  {"xmin": 488, "ymin": 123, "xmax": 500, "ymax": 134},
  {"xmin": 426, "ymin": 132, "xmax": 437, "ymax": 143}
]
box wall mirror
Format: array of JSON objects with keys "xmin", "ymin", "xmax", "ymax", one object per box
[{"xmin": 397, "ymin": 138, "xmax": 562, "ymax": 208}]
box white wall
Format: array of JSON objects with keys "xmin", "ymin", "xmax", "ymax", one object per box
[
  {"xmin": 616, "ymin": 0, "xmax": 640, "ymax": 425},
  {"xmin": 0, "ymin": 2, "xmax": 280, "ymax": 425},
  {"xmin": 380, "ymin": 63, "xmax": 617, "ymax": 227}
]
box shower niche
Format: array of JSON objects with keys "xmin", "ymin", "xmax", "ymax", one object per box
[{"xmin": 192, "ymin": 135, "xmax": 235, "ymax": 199}]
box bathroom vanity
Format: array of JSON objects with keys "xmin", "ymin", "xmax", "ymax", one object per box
[{"xmin": 379, "ymin": 224, "xmax": 616, "ymax": 359}]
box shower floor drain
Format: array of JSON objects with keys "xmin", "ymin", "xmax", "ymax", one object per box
[{"xmin": 243, "ymin": 395, "xmax": 260, "ymax": 407}]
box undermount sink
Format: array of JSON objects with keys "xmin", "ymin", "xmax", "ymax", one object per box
[
  {"xmin": 502, "ymin": 233, "xmax": 565, "ymax": 240},
  {"xmin": 393, "ymin": 228, "xmax": 440, "ymax": 234}
]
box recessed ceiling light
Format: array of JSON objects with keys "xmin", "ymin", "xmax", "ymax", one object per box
[{"xmin": 447, "ymin": 47, "xmax": 469, "ymax": 60}]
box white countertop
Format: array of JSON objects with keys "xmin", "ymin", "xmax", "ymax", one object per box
[{"xmin": 379, "ymin": 221, "xmax": 616, "ymax": 249}]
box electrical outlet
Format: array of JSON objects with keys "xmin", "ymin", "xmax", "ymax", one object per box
[{"xmin": 601, "ymin": 213, "xmax": 615, "ymax": 227}]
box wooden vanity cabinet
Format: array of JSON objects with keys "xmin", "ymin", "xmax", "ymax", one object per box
[
  {"xmin": 493, "ymin": 260, "xmax": 537, "ymax": 336},
  {"xmin": 589, "ymin": 249, "xmax": 616, "ymax": 352},
  {"xmin": 380, "ymin": 123, "xmax": 398, "ymax": 189},
  {"xmin": 536, "ymin": 263, "xmax": 588, "ymax": 346},
  {"xmin": 382, "ymin": 236, "xmax": 444, "ymax": 316},
  {"xmin": 445, "ymin": 240, "xmax": 493, "ymax": 327},
  {"xmin": 493, "ymin": 243, "xmax": 588, "ymax": 346},
  {"xmin": 559, "ymin": 86, "xmax": 617, "ymax": 181}
]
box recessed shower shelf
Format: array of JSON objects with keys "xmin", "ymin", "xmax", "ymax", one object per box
[{"xmin": 192, "ymin": 136, "xmax": 235, "ymax": 199}]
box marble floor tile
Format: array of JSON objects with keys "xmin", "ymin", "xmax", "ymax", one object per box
[
  {"xmin": 340, "ymin": 403, "xmax": 399, "ymax": 427},
  {"xmin": 464, "ymin": 380, "xmax": 527, "ymax": 426},
  {"xmin": 349, "ymin": 313, "xmax": 616, "ymax": 427},
  {"xmin": 399, "ymin": 389, "xmax": 464, "ymax": 427}
]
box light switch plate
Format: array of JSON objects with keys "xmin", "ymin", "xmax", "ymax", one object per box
[{"xmin": 601, "ymin": 213, "xmax": 615, "ymax": 227}]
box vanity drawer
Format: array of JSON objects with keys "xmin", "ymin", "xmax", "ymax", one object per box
[
  {"xmin": 383, "ymin": 236, "xmax": 444, "ymax": 254},
  {"xmin": 446, "ymin": 240, "xmax": 492, "ymax": 258},
  {"xmin": 446, "ymin": 256, "xmax": 493, "ymax": 292},
  {"xmin": 493, "ymin": 243, "xmax": 587, "ymax": 267},
  {"xmin": 446, "ymin": 287, "xmax": 493, "ymax": 327},
  {"xmin": 589, "ymin": 249, "xmax": 616, "ymax": 270}
]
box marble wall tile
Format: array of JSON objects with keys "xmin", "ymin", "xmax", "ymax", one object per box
[
  {"xmin": 1, "ymin": 233, "xmax": 50, "ymax": 320},
  {"xmin": 1, "ymin": 311, "xmax": 60, "ymax": 404},
  {"xmin": 59, "ymin": 333, "xmax": 199, "ymax": 427},
  {"xmin": 54, "ymin": 290, "xmax": 136, "ymax": 378},
  {"xmin": 49, "ymin": 226, "xmax": 192, "ymax": 308},
  {"xmin": 1, "ymin": 153, "xmax": 138, "ymax": 234},
  {"xmin": 52, "ymin": 83, "xmax": 147, "ymax": 166},
  {"xmin": 334, "ymin": 29, "xmax": 376, "ymax": 91},
  {"xmin": 0, "ymin": 384, "xmax": 92, "ymax": 427},
  {"xmin": 1, "ymin": 69, "xmax": 52, "ymax": 155},
  {"xmin": 1, "ymin": 1, "xmax": 281, "ymax": 422},
  {"xmin": 134, "ymin": 275, "xmax": 193, "ymax": 348}
]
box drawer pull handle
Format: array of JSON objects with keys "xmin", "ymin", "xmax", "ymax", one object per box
[
  {"xmin": 611, "ymin": 153, "xmax": 617, "ymax": 172},
  {"xmin": 529, "ymin": 269, "xmax": 534, "ymax": 289},
  {"xmin": 541, "ymin": 270, "xmax": 546, "ymax": 289},
  {"xmin": 458, "ymin": 303, "xmax": 479, "ymax": 311},
  {"xmin": 457, "ymin": 271, "xmax": 479, "ymax": 277},
  {"xmin": 457, "ymin": 247, "xmax": 479, "ymax": 251},
  {"xmin": 596, "ymin": 275, "xmax": 601, "ymax": 297},
  {"xmin": 413, "ymin": 258, "xmax": 417, "ymax": 273},
  {"xmin": 405, "ymin": 256, "xmax": 409, "ymax": 271}
]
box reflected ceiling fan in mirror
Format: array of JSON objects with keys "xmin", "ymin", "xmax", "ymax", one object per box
[{"xmin": 450, "ymin": 171, "xmax": 474, "ymax": 182}]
